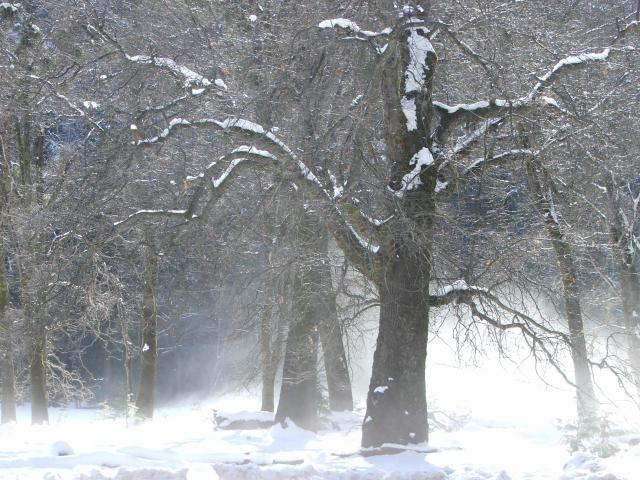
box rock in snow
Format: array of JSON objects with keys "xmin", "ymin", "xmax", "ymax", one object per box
[{"xmin": 51, "ymin": 440, "xmax": 74, "ymax": 456}]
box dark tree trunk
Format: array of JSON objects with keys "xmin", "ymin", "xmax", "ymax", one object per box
[
  {"xmin": 362, "ymin": 236, "xmax": 431, "ymax": 447},
  {"xmin": 0, "ymin": 344, "xmax": 16, "ymax": 424},
  {"xmin": 552, "ymin": 239, "xmax": 598, "ymax": 420},
  {"xmin": 275, "ymin": 262, "xmax": 320, "ymax": 431},
  {"xmin": 0, "ymin": 241, "xmax": 17, "ymax": 424},
  {"xmin": 135, "ymin": 241, "xmax": 159, "ymax": 420},
  {"xmin": 526, "ymin": 160, "xmax": 597, "ymax": 420},
  {"xmin": 361, "ymin": 17, "xmax": 437, "ymax": 447},
  {"xmin": 30, "ymin": 324, "xmax": 49, "ymax": 424},
  {"xmin": 317, "ymin": 248, "xmax": 353, "ymax": 412}
]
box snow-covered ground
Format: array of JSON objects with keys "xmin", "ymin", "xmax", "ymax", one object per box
[
  {"xmin": 0, "ymin": 397, "xmax": 638, "ymax": 480},
  {"xmin": 2, "ymin": 328, "xmax": 640, "ymax": 480}
]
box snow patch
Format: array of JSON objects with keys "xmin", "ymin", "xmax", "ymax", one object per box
[{"xmin": 318, "ymin": 18, "xmax": 392, "ymax": 37}]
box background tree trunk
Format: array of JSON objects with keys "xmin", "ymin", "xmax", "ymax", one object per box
[
  {"xmin": 135, "ymin": 239, "xmax": 159, "ymax": 419},
  {"xmin": 605, "ymin": 173, "xmax": 640, "ymax": 394},
  {"xmin": 274, "ymin": 262, "xmax": 320, "ymax": 430},
  {"xmin": 317, "ymin": 243, "xmax": 353, "ymax": 412},
  {"xmin": 29, "ymin": 322, "xmax": 49, "ymax": 424},
  {"xmin": 0, "ymin": 243, "xmax": 17, "ymax": 423},
  {"xmin": 526, "ymin": 160, "xmax": 597, "ymax": 421},
  {"xmin": 261, "ymin": 306, "xmax": 276, "ymax": 412}
]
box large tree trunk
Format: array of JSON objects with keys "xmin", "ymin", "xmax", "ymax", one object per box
[
  {"xmin": 317, "ymin": 246, "xmax": 353, "ymax": 412},
  {"xmin": 135, "ymin": 240, "xmax": 159, "ymax": 420},
  {"xmin": 0, "ymin": 245, "xmax": 17, "ymax": 424},
  {"xmin": 604, "ymin": 174, "xmax": 640, "ymax": 393},
  {"xmin": 275, "ymin": 262, "xmax": 320, "ymax": 430},
  {"xmin": 361, "ymin": 14, "xmax": 437, "ymax": 447},
  {"xmin": 362, "ymin": 236, "xmax": 431, "ymax": 447},
  {"xmin": 29, "ymin": 323, "xmax": 49, "ymax": 424},
  {"xmin": 526, "ymin": 161, "xmax": 597, "ymax": 421}
]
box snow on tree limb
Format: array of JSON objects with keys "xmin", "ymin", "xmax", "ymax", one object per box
[
  {"xmin": 434, "ymin": 47, "xmax": 627, "ymax": 126},
  {"xmin": 114, "ymin": 147, "xmax": 279, "ymax": 228},
  {"xmin": 113, "ymin": 209, "xmax": 187, "ymax": 227},
  {"xmin": 428, "ymin": 279, "xmax": 487, "ymax": 307},
  {"xmin": 133, "ymin": 116, "xmax": 381, "ymax": 255},
  {"xmin": 318, "ymin": 18, "xmax": 392, "ymax": 38},
  {"xmin": 388, "ymin": 147, "xmax": 434, "ymax": 198},
  {"xmin": 124, "ymin": 54, "xmax": 212, "ymax": 88},
  {"xmin": 86, "ymin": 23, "xmax": 226, "ymax": 92}
]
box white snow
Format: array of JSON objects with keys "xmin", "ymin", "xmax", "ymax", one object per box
[
  {"xmin": 400, "ymin": 25, "xmax": 434, "ymax": 131},
  {"xmin": 214, "ymin": 78, "xmax": 227, "ymax": 90},
  {"xmin": 247, "ymin": 14, "xmax": 257, "ymax": 23},
  {"xmin": 113, "ymin": 209, "xmax": 186, "ymax": 227},
  {"xmin": 231, "ymin": 145, "xmax": 276, "ymax": 159},
  {"xmin": 405, "ymin": 26, "xmax": 434, "ymax": 94},
  {"xmin": 373, "ymin": 386, "xmax": 389, "ymax": 394},
  {"xmin": 212, "ymin": 158, "xmax": 247, "ymax": 188},
  {"xmin": 50, "ymin": 441, "xmax": 74, "ymax": 457},
  {"xmin": 137, "ymin": 118, "xmax": 191, "ymax": 145},
  {"xmin": 318, "ymin": 18, "xmax": 392, "ymax": 38},
  {"xmin": 125, "ymin": 54, "xmax": 212, "ymax": 88},
  {"xmin": 142, "ymin": 343, "xmax": 149, "ymax": 352},
  {"xmin": 0, "ymin": 2, "xmax": 20, "ymax": 12},
  {"xmin": 435, "ymin": 279, "xmax": 487, "ymax": 296},
  {"xmin": 401, "ymin": 96, "xmax": 418, "ymax": 131},
  {"xmin": 435, "ymin": 179, "xmax": 448, "ymax": 193},
  {"xmin": 360, "ymin": 212, "xmax": 393, "ymax": 227},
  {"xmin": 2, "ymin": 322, "xmax": 640, "ymax": 480},
  {"xmin": 391, "ymin": 147, "xmax": 434, "ymax": 198},
  {"xmin": 82, "ymin": 101, "xmax": 100, "ymax": 109}
]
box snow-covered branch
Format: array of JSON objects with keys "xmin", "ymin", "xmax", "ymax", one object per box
[
  {"xmin": 113, "ymin": 209, "xmax": 188, "ymax": 227},
  {"xmin": 428, "ymin": 279, "xmax": 488, "ymax": 307},
  {"xmin": 114, "ymin": 147, "xmax": 279, "ymax": 229},
  {"xmin": 318, "ymin": 18, "xmax": 392, "ymax": 55},
  {"xmin": 133, "ymin": 115, "xmax": 382, "ymax": 256},
  {"xmin": 123, "ymin": 54, "xmax": 227, "ymax": 91},
  {"xmin": 318, "ymin": 18, "xmax": 392, "ymax": 39},
  {"xmin": 86, "ymin": 23, "xmax": 226, "ymax": 93},
  {"xmin": 434, "ymin": 46, "xmax": 628, "ymax": 128}
]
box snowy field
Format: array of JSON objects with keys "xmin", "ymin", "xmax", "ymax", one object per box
[{"xmin": 2, "ymin": 334, "xmax": 640, "ymax": 480}]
